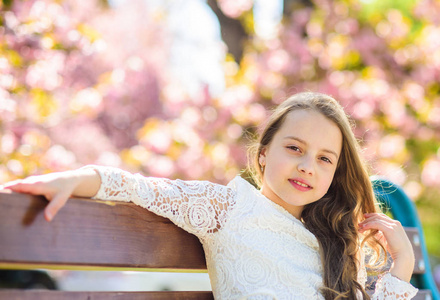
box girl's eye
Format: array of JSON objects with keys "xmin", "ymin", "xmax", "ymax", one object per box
[
  {"xmin": 287, "ymin": 146, "xmax": 300, "ymax": 152},
  {"xmin": 320, "ymin": 157, "xmax": 332, "ymax": 164}
]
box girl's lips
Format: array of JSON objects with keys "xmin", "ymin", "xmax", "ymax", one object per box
[{"xmin": 288, "ymin": 179, "xmax": 313, "ymax": 191}]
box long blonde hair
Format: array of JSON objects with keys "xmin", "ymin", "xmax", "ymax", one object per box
[{"xmin": 248, "ymin": 92, "xmax": 384, "ymax": 299}]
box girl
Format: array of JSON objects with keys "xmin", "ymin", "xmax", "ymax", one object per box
[{"xmin": 3, "ymin": 92, "xmax": 417, "ymax": 299}]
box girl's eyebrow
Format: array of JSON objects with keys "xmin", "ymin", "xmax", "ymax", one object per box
[{"xmin": 283, "ymin": 136, "xmax": 340, "ymax": 160}]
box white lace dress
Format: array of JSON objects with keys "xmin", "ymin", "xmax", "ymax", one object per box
[{"xmin": 87, "ymin": 166, "xmax": 418, "ymax": 300}]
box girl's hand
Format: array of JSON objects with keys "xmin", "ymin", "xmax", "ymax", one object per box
[
  {"xmin": 2, "ymin": 168, "xmax": 100, "ymax": 222},
  {"xmin": 358, "ymin": 213, "xmax": 415, "ymax": 282}
]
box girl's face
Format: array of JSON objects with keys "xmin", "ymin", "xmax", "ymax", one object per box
[{"xmin": 259, "ymin": 109, "xmax": 343, "ymax": 219}]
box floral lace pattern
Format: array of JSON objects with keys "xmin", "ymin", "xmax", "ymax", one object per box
[
  {"xmin": 87, "ymin": 165, "xmax": 418, "ymax": 299},
  {"xmin": 372, "ymin": 273, "xmax": 418, "ymax": 300},
  {"xmin": 90, "ymin": 166, "xmax": 235, "ymax": 237}
]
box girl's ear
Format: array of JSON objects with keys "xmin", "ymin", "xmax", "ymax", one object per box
[{"xmin": 259, "ymin": 148, "xmax": 266, "ymax": 166}]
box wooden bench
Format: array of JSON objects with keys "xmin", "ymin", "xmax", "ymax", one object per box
[
  {"xmin": 0, "ymin": 192, "xmax": 213, "ymax": 299},
  {"xmin": 0, "ymin": 177, "xmax": 439, "ymax": 299}
]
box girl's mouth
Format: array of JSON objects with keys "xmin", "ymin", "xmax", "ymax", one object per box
[{"xmin": 289, "ymin": 179, "xmax": 313, "ymax": 191}]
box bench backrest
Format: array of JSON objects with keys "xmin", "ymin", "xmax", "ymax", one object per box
[
  {"xmin": 0, "ymin": 192, "xmax": 206, "ymax": 271},
  {"xmin": 0, "ymin": 191, "xmax": 213, "ymax": 299},
  {"xmin": 0, "ymin": 177, "xmax": 438, "ymax": 299}
]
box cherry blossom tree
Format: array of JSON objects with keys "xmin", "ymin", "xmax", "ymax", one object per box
[{"xmin": 1, "ymin": 0, "xmax": 439, "ymax": 259}]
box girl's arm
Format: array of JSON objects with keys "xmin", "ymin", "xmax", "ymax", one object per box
[
  {"xmin": 87, "ymin": 165, "xmax": 236, "ymax": 238},
  {"xmin": 357, "ymin": 213, "xmax": 418, "ymax": 299},
  {"xmin": 358, "ymin": 213, "xmax": 415, "ymax": 282},
  {"xmin": 4, "ymin": 165, "xmax": 236, "ymax": 239},
  {"xmin": 3, "ymin": 168, "xmax": 101, "ymax": 222}
]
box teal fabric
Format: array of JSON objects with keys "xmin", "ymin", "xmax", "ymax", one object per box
[{"xmin": 372, "ymin": 177, "xmax": 440, "ymax": 300}]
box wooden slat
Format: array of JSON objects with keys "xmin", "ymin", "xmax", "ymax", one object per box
[
  {"xmin": 404, "ymin": 227, "xmax": 425, "ymax": 275},
  {"xmin": 0, "ymin": 192, "xmax": 207, "ymax": 271},
  {"xmin": 412, "ymin": 290, "xmax": 433, "ymax": 300},
  {"xmin": 0, "ymin": 290, "xmax": 214, "ymax": 300}
]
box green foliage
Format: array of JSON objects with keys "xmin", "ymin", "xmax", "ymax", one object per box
[
  {"xmin": 2, "ymin": 0, "xmax": 13, "ymax": 8},
  {"xmin": 360, "ymin": 0, "xmax": 418, "ymax": 21}
]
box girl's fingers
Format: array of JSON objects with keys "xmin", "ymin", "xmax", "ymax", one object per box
[
  {"xmin": 3, "ymin": 180, "xmax": 25, "ymax": 191},
  {"xmin": 4, "ymin": 180, "xmax": 64, "ymax": 222},
  {"xmin": 359, "ymin": 213, "xmax": 398, "ymax": 231},
  {"xmin": 359, "ymin": 213, "xmax": 413, "ymax": 263},
  {"xmin": 3, "ymin": 172, "xmax": 78, "ymax": 222},
  {"xmin": 4, "ymin": 182, "xmax": 30, "ymax": 193},
  {"xmin": 360, "ymin": 219, "xmax": 395, "ymax": 231},
  {"xmin": 44, "ymin": 192, "xmax": 69, "ymax": 222},
  {"xmin": 359, "ymin": 215, "xmax": 387, "ymax": 229},
  {"xmin": 361, "ymin": 215, "xmax": 415, "ymax": 281},
  {"xmin": 6, "ymin": 182, "xmax": 44, "ymax": 195}
]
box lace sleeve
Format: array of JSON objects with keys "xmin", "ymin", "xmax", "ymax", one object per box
[
  {"xmin": 357, "ymin": 247, "xmax": 418, "ymax": 299},
  {"xmin": 371, "ymin": 273, "xmax": 418, "ymax": 300},
  {"xmin": 83, "ymin": 165, "xmax": 236, "ymax": 239}
]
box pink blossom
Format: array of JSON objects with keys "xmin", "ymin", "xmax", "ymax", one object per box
[
  {"xmin": 403, "ymin": 181, "xmax": 423, "ymax": 200},
  {"xmin": 421, "ymin": 159, "xmax": 440, "ymax": 187},
  {"xmin": 6, "ymin": 159, "xmax": 23, "ymax": 175},
  {"xmin": 378, "ymin": 134, "xmax": 406, "ymax": 158},
  {"xmin": 376, "ymin": 162, "xmax": 407, "ymax": 186},
  {"xmin": 181, "ymin": 107, "xmax": 202, "ymax": 127},
  {"xmin": 1, "ymin": 132, "xmax": 18, "ymax": 154},
  {"xmin": 96, "ymin": 151, "xmax": 121, "ymax": 167},
  {"xmin": 352, "ymin": 101, "xmax": 374, "ymax": 120},
  {"xmin": 70, "ymin": 88, "xmax": 102, "ymax": 113},
  {"xmin": 266, "ymin": 49, "xmax": 290, "ymax": 72},
  {"xmin": 226, "ymin": 124, "xmax": 243, "ymax": 140},
  {"xmin": 217, "ymin": 0, "xmax": 253, "ymax": 18},
  {"xmin": 335, "ymin": 18, "xmax": 359, "ymax": 35},
  {"xmin": 219, "ymin": 85, "xmax": 254, "ymax": 107},
  {"xmin": 306, "ymin": 21, "xmax": 323, "ymax": 38},
  {"xmin": 427, "ymin": 106, "xmax": 440, "ymax": 127},
  {"xmin": 25, "ymin": 52, "xmax": 65, "ymax": 90},
  {"xmin": 404, "ymin": 82, "xmax": 425, "ymax": 111},
  {"xmin": 42, "ymin": 144, "xmax": 76, "ymax": 171},
  {"xmin": 146, "ymin": 155, "xmax": 176, "ymax": 178}
]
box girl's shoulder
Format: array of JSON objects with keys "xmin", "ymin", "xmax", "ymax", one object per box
[
  {"xmin": 226, "ymin": 175, "xmax": 261, "ymax": 206},
  {"xmin": 226, "ymin": 175, "xmax": 251, "ymax": 190}
]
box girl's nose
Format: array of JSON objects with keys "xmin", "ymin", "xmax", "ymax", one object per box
[{"xmin": 297, "ymin": 157, "xmax": 314, "ymax": 176}]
